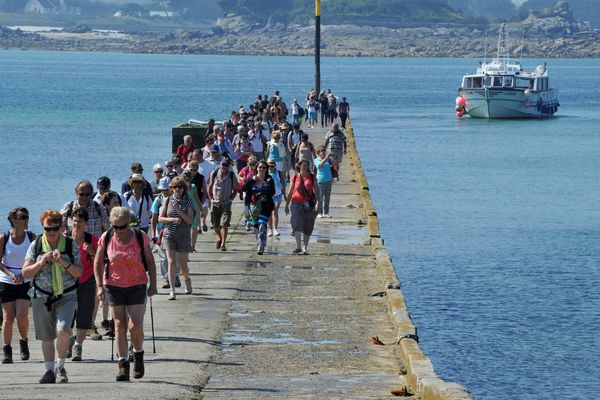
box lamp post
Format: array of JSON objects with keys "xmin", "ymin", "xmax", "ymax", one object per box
[{"xmin": 315, "ymin": 0, "xmax": 321, "ymax": 95}]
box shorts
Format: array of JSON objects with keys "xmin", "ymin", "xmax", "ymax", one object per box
[
  {"xmin": 105, "ymin": 284, "xmax": 147, "ymax": 306},
  {"xmin": 162, "ymin": 224, "xmax": 192, "ymax": 253},
  {"xmin": 308, "ymin": 110, "xmax": 317, "ymax": 120},
  {"xmin": 75, "ymin": 277, "xmax": 96, "ymax": 330},
  {"xmin": 273, "ymin": 194, "xmax": 283, "ymax": 205},
  {"xmin": 211, "ymin": 202, "xmax": 232, "ymax": 229},
  {"xmin": 31, "ymin": 291, "xmax": 76, "ymax": 341},
  {"xmin": 0, "ymin": 281, "xmax": 31, "ymax": 303}
]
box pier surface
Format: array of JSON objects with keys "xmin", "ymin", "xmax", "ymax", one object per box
[{"xmin": 2, "ymin": 123, "xmax": 470, "ymax": 399}]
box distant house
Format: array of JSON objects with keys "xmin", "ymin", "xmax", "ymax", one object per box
[{"xmin": 24, "ymin": 0, "xmax": 82, "ymax": 16}]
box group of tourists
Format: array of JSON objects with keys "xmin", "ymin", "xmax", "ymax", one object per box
[{"xmin": 0, "ymin": 89, "xmax": 349, "ymax": 385}]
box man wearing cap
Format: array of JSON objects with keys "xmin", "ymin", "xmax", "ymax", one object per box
[
  {"xmin": 150, "ymin": 177, "xmax": 180, "ymax": 288},
  {"xmin": 94, "ymin": 177, "xmax": 129, "ymax": 210},
  {"xmin": 124, "ymin": 174, "xmax": 153, "ymax": 233},
  {"xmin": 120, "ymin": 162, "xmax": 153, "ymax": 198},
  {"xmin": 207, "ymin": 159, "xmax": 237, "ymax": 251}
]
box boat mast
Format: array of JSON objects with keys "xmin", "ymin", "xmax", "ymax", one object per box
[{"xmin": 497, "ymin": 22, "xmax": 509, "ymax": 73}]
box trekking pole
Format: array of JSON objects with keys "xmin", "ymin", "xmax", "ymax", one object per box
[
  {"xmin": 111, "ymin": 330, "xmax": 114, "ymax": 361},
  {"xmin": 149, "ymin": 296, "xmax": 156, "ymax": 354}
]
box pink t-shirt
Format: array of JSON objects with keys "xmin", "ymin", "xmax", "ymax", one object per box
[
  {"xmin": 78, "ymin": 234, "xmax": 99, "ymax": 284},
  {"xmin": 99, "ymin": 230, "xmax": 150, "ymax": 288}
]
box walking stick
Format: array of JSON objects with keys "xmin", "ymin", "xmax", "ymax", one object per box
[
  {"xmin": 111, "ymin": 329, "xmax": 114, "ymax": 361},
  {"xmin": 150, "ymin": 296, "xmax": 156, "ymax": 353}
]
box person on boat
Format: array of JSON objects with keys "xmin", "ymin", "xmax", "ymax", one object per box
[
  {"xmin": 208, "ymin": 159, "xmax": 238, "ymax": 251},
  {"xmin": 285, "ymin": 160, "xmax": 320, "ymax": 255},
  {"xmin": 94, "ymin": 206, "xmax": 157, "ymax": 381},
  {"xmin": 242, "ymin": 160, "xmax": 275, "ymax": 255},
  {"xmin": 22, "ymin": 210, "xmax": 83, "ymax": 384},
  {"xmin": 158, "ymin": 177, "xmax": 194, "ymax": 300},
  {"xmin": 0, "ymin": 207, "xmax": 35, "ymax": 364},
  {"xmin": 176, "ymin": 135, "xmax": 197, "ymax": 166},
  {"xmin": 314, "ymin": 145, "xmax": 339, "ymax": 218},
  {"xmin": 65, "ymin": 207, "xmax": 98, "ymax": 362},
  {"xmin": 325, "ymin": 123, "xmax": 347, "ymax": 166}
]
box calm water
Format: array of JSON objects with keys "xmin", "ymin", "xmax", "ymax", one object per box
[{"xmin": 2, "ymin": 51, "xmax": 600, "ymax": 399}]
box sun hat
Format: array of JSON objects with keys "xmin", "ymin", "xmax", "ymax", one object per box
[
  {"xmin": 153, "ymin": 163, "xmax": 163, "ymax": 172},
  {"xmin": 157, "ymin": 177, "xmax": 171, "ymax": 190},
  {"xmin": 128, "ymin": 173, "xmax": 144, "ymax": 186}
]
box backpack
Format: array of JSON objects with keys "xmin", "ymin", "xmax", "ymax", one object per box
[
  {"xmin": 210, "ymin": 169, "xmax": 235, "ymax": 186},
  {"xmin": 102, "ymin": 227, "xmax": 148, "ymax": 280},
  {"xmin": 249, "ymin": 193, "xmax": 263, "ymax": 221},
  {"xmin": 65, "ymin": 200, "xmax": 104, "ymax": 234},
  {"xmin": 31, "ymin": 235, "xmax": 78, "ymax": 310},
  {"xmin": 2, "ymin": 230, "xmax": 35, "ymax": 256},
  {"xmin": 125, "ymin": 191, "xmax": 152, "ymax": 226}
]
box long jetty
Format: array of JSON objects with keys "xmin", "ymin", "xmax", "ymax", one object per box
[{"xmin": 4, "ymin": 121, "xmax": 473, "ymax": 399}]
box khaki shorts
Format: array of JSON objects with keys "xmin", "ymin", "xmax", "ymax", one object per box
[
  {"xmin": 30, "ymin": 290, "xmax": 76, "ymax": 341},
  {"xmin": 211, "ymin": 202, "xmax": 232, "ymax": 229}
]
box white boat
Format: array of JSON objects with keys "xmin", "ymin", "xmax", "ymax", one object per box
[{"xmin": 456, "ymin": 23, "xmax": 559, "ymax": 119}]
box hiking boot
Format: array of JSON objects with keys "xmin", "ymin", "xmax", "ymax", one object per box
[
  {"xmin": 175, "ymin": 276, "xmax": 181, "ymax": 288},
  {"xmin": 2, "ymin": 345, "xmax": 12, "ymax": 364},
  {"xmin": 128, "ymin": 345, "xmax": 134, "ymax": 362},
  {"xmin": 132, "ymin": 350, "xmax": 145, "ymax": 379},
  {"xmin": 98, "ymin": 320, "xmax": 111, "ymax": 336},
  {"xmin": 202, "ymin": 223, "xmax": 208, "ymax": 232},
  {"xmin": 161, "ymin": 280, "xmax": 170, "ymax": 289},
  {"xmin": 55, "ymin": 366, "xmax": 68, "ymax": 383},
  {"xmin": 184, "ymin": 278, "xmax": 192, "ymax": 294},
  {"xmin": 39, "ymin": 369, "xmax": 56, "ymax": 384},
  {"xmin": 87, "ymin": 326, "xmax": 102, "ymax": 341},
  {"xmin": 116, "ymin": 360, "xmax": 130, "ymax": 381},
  {"xmin": 19, "ymin": 339, "xmax": 29, "ymax": 361},
  {"xmin": 66, "ymin": 336, "xmax": 75, "ymax": 358},
  {"xmin": 71, "ymin": 343, "xmax": 82, "ymax": 362}
]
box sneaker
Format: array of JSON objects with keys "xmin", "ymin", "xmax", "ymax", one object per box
[
  {"xmin": 216, "ymin": 240, "xmax": 221, "ymax": 249},
  {"xmin": 39, "ymin": 369, "xmax": 56, "ymax": 384},
  {"xmin": 2, "ymin": 345, "xmax": 12, "ymax": 364},
  {"xmin": 55, "ymin": 366, "xmax": 68, "ymax": 383},
  {"xmin": 87, "ymin": 327, "xmax": 102, "ymax": 341},
  {"xmin": 133, "ymin": 350, "xmax": 145, "ymax": 379},
  {"xmin": 267, "ymin": 229, "xmax": 273, "ymax": 237},
  {"xmin": 72, "ymin": 343, "xmax": 82, "ymax": 362},
  {"xmin": 202, "ymin": 223, "xmax": 208, "ymax": 232},
  {"xmin": 116, "ymin": 359, "xmax": 130, "ymax": 382},
  {"xmin": 317, "ymin": 214, "xmax": 323, "ymax": 219},
  {"xmin": 19, "ymin": 339, "xmax": 29, "ymax": 361},
  {"xmin": 168, "ymin": 290, "xmax": 176, "ymax": 300},
  {"xmin": 98, "ymin": 320, "xmax": 110, "ymax": 336},
  {"xmin": 273, "ymin": 229, "xmax": 280, "ymax": 236},
  {"xmin": 184, "ymin": 278, "xmax": 192, "ymax": 294},
  {"xmin": 221, "ymin": 245, "xmax": 227, "ymax": 251},
  {"xmin": 257, "ymin": 250, "xmax": 263, "ymax": 255},
  {"xmin": 66, "ymin": 336, "xmax": 75, "ymax": 358},
  {"xmin": 175, "ymin": 276, "xmax": 181, "ymax": 288},
  {"xmin": 293, "ymin": 248, "xmax": 302, "ymax": 254},
  {"xmin": 325, "ymin": 214, "xmax": 332, "ymax": 218},
  {"xmin": 161, "ymin": 281, "xmax": 170, "ymax": 289}
]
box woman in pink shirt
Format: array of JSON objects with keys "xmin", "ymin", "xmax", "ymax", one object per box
[{"xmin": 94, "ymin": 207, "xmax": 157, "ymax": 382}]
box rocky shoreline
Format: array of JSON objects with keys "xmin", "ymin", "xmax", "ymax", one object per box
[{"xmin": 2, "ymin": 24, "xmax": 600, "ymax": 58}]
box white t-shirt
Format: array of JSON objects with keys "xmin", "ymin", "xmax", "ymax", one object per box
[
  {"xmin": 199, "ymin": 158, "xmax": 219, "ymax": 183},
  {"xmin": 126, "ymin": 192, "xmax": 152, "ymax": 229},
  {"xmin": 0, "ymin": 232, "xmax": 32, "ymax": 284}
]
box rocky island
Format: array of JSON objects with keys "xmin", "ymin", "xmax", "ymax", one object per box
[{"xmin": 1, "ymin": 0, "xmax": 599, "ymax": 57}]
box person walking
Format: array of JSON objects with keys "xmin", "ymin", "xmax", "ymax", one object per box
[
  {"xmin": 207, "ymin": 159, "xmax": 238, "ymax": 251},
  {"xmin": 325, "ymin": 123, "xmax": 347, "ymax": 166},
  {"xmin": 285, "ymin": 160, "xmax": 320, "ymax": 255},
  {"xmin": 0, "ymin": 207, "xmax": 35, "ymax": 364},
  {"xmin": 242, "ymin": 160, "xmax": 275, "ymax": 255},
  {"xmin": 295, "ymin": 133, "xmax": 317, "ymax": 173},
  {"xmin": 314, "ymin": 146, "xmax": 339, "ymax": 218},
  {"xmin": 338, "ymin": 96, "xmax": 350, "ymax": 129},
  {"xmin": 22, "ymin": 210, "xmax": 83, "ymax": 384},
  {"xmin": 94, "ymin": 207, "xmax": 157, "ymax": 381},
  {"xmin": 66, "ymin": 207, "xmax": 98, "ymax": 362},
  {"xmin": 267, "ymin": 159, "xmax": 286, "ymax": 237},
  {"xmin": 61, "ymin": 180, "xmax": 110, "ymax": 238},
  {"xmin": 125, "ymin": 174, "xmax": 153, "ymax": 234},
  {"xmin": 159, "ymin": 177, "xmax": 194, "ymax": 300}
]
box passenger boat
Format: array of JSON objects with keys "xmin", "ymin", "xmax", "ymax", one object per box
[{"xmin": 456, "ymin": 23, "xmax": 559, "ymax": 119}]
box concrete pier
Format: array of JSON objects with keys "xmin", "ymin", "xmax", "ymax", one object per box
[{"xmin": 1, "ymin": 122, "xmax": 472, "ymax": 399}]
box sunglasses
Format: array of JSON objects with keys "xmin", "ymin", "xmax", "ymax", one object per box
[
  {"xmin": 172, "ymin": 185, "xmax": 185, "ymax": 190},
  {"xmin": 43, "ymin": 225, "xmax": 61, "ymax": 232},
  {"xmin": 166, "ymin": 164, "xmax": 173, "ymax": 168},
  {"xmin": 189, "ymin": 169, "xmax": 198, "ymax": 172},
  {"xmin": 257, "ymin": 166, "xmax": 267, "ymax": 170},
  {"xmin": 155, "ymin": 170, "xmax": 163, "ymax": 173},
  {"xmin": 112, "ymin": 223, "xmax": 128, "ymax": 230},
  {"xmin": 77, "ymin": 192, "xmax": 92, "ymax": 197}
]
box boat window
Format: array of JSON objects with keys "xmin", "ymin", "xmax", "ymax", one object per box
[
  {"xmin": 503, "ymin": 77, "xmax": 513, "ymax": 87},
  {"xmin": 493, "ymin": 77, "xmax": 503, "ymax": 87},
  {"xmin": 515, "ymin": 78, "xmax": 531, "ymax": 88},
  {"xmin": 484, "ymin": 76, "xmax": 492, "ymax": 87},
  {"xmin": 473, "ymin": 77, "xmax": 483, "ymax": 88},
  {"xmin": 462, "ymin": 77, "xmax": 472, "ymax": 88}
]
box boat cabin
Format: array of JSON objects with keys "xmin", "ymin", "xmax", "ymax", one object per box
[{"xmin": 461, "ymin": 75, "xmax": 549, "ymax": 91}]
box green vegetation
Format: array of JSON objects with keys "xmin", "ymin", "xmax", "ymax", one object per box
[
  {"xmin": 518, "ymin": 0, "xmax": 600, "ymax": 27},
  {"xmin": 447, "ymin": 0, "xmax": 517, "ymax": 22}
]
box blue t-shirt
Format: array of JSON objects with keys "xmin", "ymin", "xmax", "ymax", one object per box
[
  {"xmin": 151, "ymin": 195, "xmax": 164, "ymax": 233},
  {"xmin": 314, "ymin": 157, "xmax": 334, "ymax": 183}
]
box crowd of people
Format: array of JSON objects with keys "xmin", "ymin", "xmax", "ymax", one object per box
[{"xmin": 0, "ymin": 89, "xmax": 349, "ymax": 384}]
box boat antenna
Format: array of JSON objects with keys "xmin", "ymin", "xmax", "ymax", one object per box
[
  {"xmin": 520, "ymin": 25, "xmax": 525, "ymax": 61},
  {"xmin": 483, "ymin": 28, "xmax": 488, "ymax": 63}
]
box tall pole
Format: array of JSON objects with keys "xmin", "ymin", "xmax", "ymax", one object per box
[{"xmin": 315, "ymin": 0, "xmax": 321, "ymax": 95}]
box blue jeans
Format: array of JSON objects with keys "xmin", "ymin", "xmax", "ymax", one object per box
[{"xmin": 318, "ymin": 181, "xmax": 333, "ymax": 215}]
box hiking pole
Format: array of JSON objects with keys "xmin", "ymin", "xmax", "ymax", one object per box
[
  {"xmin": 111, "ymin": 330, "xmax": 114, "ymax": 361},
  {"xmin": 149, "ymin": 296, "xmax": 156, "ymax": 354}
]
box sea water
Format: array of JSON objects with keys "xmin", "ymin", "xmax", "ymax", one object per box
[{"xmin": 1, "ymin": 51, "xmax": 600, "ymax": 399}]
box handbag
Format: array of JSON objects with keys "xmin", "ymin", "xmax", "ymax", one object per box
[{"xmin": 329, "ymin": 158, "xmax": 338, "ymax": 179}]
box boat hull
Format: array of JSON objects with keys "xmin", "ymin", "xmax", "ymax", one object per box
[{"xmin": 460, "ymin": 88, "xmax": 559, "ymax": 119}]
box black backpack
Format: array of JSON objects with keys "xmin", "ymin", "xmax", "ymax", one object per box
[
  {"xmin": 102, "ymin": 227, "xmax": 148, "ymax": 280},
  {"xmin": 2, "ymin": 230, "xmax": 35, "ymax": 256}
]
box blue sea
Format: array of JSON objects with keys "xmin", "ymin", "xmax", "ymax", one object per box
[{"xmin": 1, "ymin": 51, "xmax": 600, "ymax": 399}]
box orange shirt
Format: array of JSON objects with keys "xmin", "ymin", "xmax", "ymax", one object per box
[
  {"xmin": 291, "ymin": 174, "xmax": 316, "ymax": 204},
  {"xmin": 99, "ymin": 230, "xmax": 150, "ymax": 288}
]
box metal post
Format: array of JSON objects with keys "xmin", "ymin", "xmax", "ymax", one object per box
[{"xmin": 315, "ymin": 0, "xmax": 321, "ymax": 95}]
